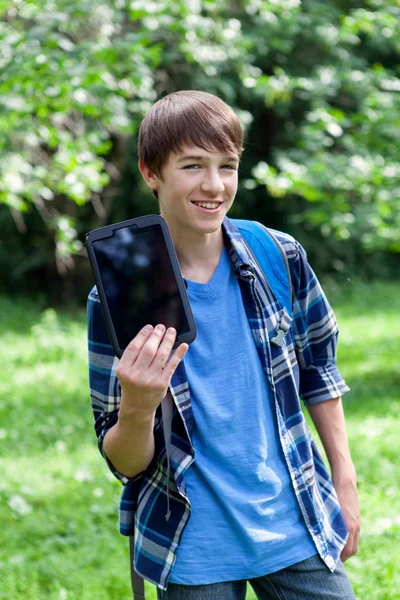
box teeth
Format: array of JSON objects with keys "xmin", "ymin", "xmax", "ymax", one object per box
[{"xmin": 193, "ymin": 202, "xmax": 219, "ymax": 209}]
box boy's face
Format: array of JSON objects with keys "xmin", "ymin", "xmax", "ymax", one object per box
[{"xmin": 139, "ymin": 145, "xmax": 239, "ymax": 238}]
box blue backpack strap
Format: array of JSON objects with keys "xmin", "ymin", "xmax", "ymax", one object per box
[{"xmin": 230, "ymin": 219, "xmax": 293, "ymax": 318}]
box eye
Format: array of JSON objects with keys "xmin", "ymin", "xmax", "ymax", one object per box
[
  {"xmin": 183, "ymin": 164, "xmax": 201, "ymax": 169},
  {"xmin": 222, "ymin": 164, "xmax": 237, "ymax": 170}
]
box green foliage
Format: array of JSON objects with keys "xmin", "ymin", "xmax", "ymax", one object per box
[
  {"xmin": 0, "ymin": 285, "xmax": 399, "ymax": 599},
  {"xmin": 0, "ymin": 0, "xmax": 399, "ymax": 295},
  {"xmin": 0, "ymin": 0, "xmax": 162, "ymax": 275},
  {"xmin": 250, "ymin": 2, "xmax": 400, "ymax": 253}
]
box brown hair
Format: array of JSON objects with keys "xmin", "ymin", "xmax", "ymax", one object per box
[{"xmin": 138, "ymin": 90, "xmax": 244, "ymax": 177}]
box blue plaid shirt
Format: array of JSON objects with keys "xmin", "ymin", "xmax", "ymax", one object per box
[{"xmin": 88, "ymin": 217, "xmax": 350, "ymax": 590}]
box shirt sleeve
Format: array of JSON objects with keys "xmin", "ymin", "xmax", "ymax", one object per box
[
  {"xmin": 87, "ymin": 287, "xmax": 139, "ymax": 485},
  {"xmin": 288, "ymin": 241, "xmax": 350, "ymax": 405}
]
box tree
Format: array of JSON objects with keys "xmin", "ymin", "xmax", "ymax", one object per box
[{"xmin": 0, "ymin": 0, "xmax": 399, "ymax": 298}]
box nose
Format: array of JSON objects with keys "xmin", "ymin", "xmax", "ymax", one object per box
[{"xmin": 200, "ymin": 168, "xmax": 225, "ymax": 195}]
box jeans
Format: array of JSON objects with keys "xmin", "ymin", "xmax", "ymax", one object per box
[{"xmin": 156, "ymin": 555, "xmax": 357, "ymax": 600}]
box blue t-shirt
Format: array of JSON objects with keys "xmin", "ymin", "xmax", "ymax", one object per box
[{"xmin": 170, "ymin": 247, "xmax": 316, "ymax": 585}]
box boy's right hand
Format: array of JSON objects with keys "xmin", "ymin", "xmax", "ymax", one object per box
[{"xmin": 116, "ymin": 324, "xmax": 188, "ymax": 418}]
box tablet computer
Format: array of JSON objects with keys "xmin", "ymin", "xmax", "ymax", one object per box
[{"xmin": 86, "ymin": 214, "xmax": 196, "ymax": 358}]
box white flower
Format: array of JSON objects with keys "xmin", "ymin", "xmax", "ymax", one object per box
[
  {"xmin": 55, "ymin": 440, "xmax": 67, "ymax": 452},
  {"xmin": 74, "ymin": 468, "xmax": 93, "ymax": 482},
  {"xmin": 8, "ymin": 495, "xmax": 32, "ymax": 516}
]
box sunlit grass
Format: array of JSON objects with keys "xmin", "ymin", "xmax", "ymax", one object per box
[{"xmin": 0, "ymin": 283, "xmax": 399, "ymax": 600}]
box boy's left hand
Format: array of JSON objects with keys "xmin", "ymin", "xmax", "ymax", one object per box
[{"xmin": 334, "ymin": 476, "xmax": 361, "ymax": 561}]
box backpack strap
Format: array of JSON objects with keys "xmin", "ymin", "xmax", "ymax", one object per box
[
  {"xmin": 129, "ymin": 536, "xmax": 145, "ymax": 599},
  {"xmin": 230, "ymin": 219, "xmax": 294, "ymax": 315},
  {"xmin": 129, "ymin": 391, "xmax": 174, "ymax": 600},
  {"xmin": 258, "ymin": 225, "xmax": 294, "ymax": 306}
]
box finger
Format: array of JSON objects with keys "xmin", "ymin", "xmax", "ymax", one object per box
[
  {"xmin": 119, "ymin": 324, "xmax": 154, "ymax": 366},
  {"xmin": 162, "ymin": 343, "xmax": 189, "ymax": 382},
  {"xmin": 149, "ymin": 327, "xmax": 178, "ymax": 370},
  {"xmin": 341, "ymin": 541, "xmax": 351, "ymax": 562},
  {"xmin": 351, "ymin": 529, "xmax": 360, "ymax": 556},
  {"xmin": 341, "ymin": 533, "xmax": 357, "ymax": 562},
  {"xmin": 133, "ymin": 324, "xmax": 168, "ymax": 371}
]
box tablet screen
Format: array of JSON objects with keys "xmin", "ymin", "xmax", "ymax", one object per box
[{"xmin": 92, "ymin": 224, "xmax": 190, "ymax": 350}]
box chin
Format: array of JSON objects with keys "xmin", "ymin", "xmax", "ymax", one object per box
[{"xmin": 194, "ymin": 220, "xmax": 224, "ymax": 234}]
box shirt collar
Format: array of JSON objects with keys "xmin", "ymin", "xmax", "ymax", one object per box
[{"xmin": 222, "ymin": 216, "xmax": 255, "ymax": 280}]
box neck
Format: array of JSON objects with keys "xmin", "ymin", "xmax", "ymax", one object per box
[{"xmin": 164, "ymin": 219, "xmax": 225, "ymax": 281}]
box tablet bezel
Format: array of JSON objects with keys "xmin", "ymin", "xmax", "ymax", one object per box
[{"xmin": 86, "ymin": 214, "xmax": 197, "ymax": 358}]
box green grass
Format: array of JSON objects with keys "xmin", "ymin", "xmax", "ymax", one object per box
[{"xmin": 0, "ymin": 282, "xmax": 399, "ymax": 600}]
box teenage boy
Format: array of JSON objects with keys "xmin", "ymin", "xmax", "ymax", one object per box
[{"xmin": 88, "ymin": 90, "xmax": 360, "ymax": 600}]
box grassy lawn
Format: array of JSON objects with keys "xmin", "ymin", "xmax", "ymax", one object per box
[{"xmin": 0, "ymin": 281, "xmax": 399, "ymax": 600}]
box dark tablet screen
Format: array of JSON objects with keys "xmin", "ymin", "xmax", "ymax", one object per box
[{"xmin": 92, "ymin": 224, "xmax": 190, "ymax": 350}]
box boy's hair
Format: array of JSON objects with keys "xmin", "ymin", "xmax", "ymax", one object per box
[{"xmin": 138, "ymin": 90, "xmax": 244, "ymax": 177}]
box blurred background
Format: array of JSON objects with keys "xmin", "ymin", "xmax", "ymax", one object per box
[{"xmin": 0, "ymin": 1, "xmax": 399, "ymax": 599}]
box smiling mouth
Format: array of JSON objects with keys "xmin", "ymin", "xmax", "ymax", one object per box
[{"xmin": 190, "ymin": 201, "xmax": 222, "ymax": 210}]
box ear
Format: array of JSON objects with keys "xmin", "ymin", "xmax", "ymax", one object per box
[{"xmin": 138, "ymin": 160, "xmax": 159, "ymax": 192}]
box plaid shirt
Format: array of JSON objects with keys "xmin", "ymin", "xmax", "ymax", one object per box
[{"xmin": 88, "ymin": 217, "xmax": 350, "ymax": 591}]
